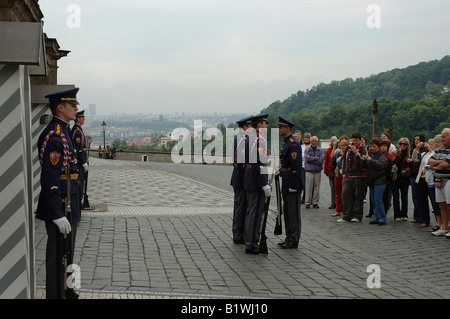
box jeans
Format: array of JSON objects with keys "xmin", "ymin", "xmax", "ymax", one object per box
[{"xmin": 370, "ymin": 184, "xmax": 387, "ymax": 223}]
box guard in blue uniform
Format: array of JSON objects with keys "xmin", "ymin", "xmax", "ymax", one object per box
[
  {"xmin": 243, "ymin": 115, "xmax": 271, "ymax": 254},
  {"xmin": 277, "ymin": 116, "xmax": 303, "ymax": 249},
  {"xmin": 71, "ymin": 110, "xmax": 89, "ymax": 208},
  {"xmin": 36, "ymin": 87, "xmax": 81, "ymax": 299},
  {"xmin": 230, "ymin": 116, "xmax": 253, "ymax": 244}
]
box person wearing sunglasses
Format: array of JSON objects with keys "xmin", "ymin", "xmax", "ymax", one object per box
[{"xmin": 391, "ymin": 138, "xmax": 411, "ymax": 221}]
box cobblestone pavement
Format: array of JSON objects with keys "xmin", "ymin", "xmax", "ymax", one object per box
[{"xmin": 35, "ymin": 158, "xmax": 450, "ymax": 299}]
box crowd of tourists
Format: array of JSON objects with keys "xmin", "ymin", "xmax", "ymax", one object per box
[{"xmin": 295, "ymin": 128, "xmax": 450, "ymax": 237}]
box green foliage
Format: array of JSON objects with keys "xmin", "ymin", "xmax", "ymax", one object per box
[{"xmin": 259, "ymin": 55, "xmax": 450, "ymax": 142}]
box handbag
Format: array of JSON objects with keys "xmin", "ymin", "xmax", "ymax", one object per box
[
  {"xmin": 390, "ymin": 163, "xmax": 397, "ymax": 182},
  {"xmin": 435, "ymin": 177, "xmax": 449, "ymax": 189},
  {"xmin": 400, "ymin": 169, "xmax": 411, "ymax": 178}
]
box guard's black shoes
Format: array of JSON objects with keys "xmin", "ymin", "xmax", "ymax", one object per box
[
  {"xmin": 65, "ymin": 288, "xmax": 79, "ymax": 299},
  {"xmin": 281, "ymin": 242, "xmax": 297, "ymax": 249},
  {"xmin": 277, "ymin": 241, "xmax": 288, "ymax": 246},
  {"xmin": 245, "ymin": 248, "xmax": 259, "ymax": 255}
]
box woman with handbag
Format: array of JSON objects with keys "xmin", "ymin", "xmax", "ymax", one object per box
[{"xmin": 391, "ymin": 137, "xmax": 411, "ymax": 221}]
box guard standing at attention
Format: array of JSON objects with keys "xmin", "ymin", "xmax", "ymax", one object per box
[
  {"xmin": 71, "ymin": 110, "xmax": 89, "ymax": 208},
  {"xmin": 36, "ymin": 87, "xmax": 81, "ymax": 299},
  {"xmin": 277, "ymin": 116, "xmax": 303, "ymax": 249},
  {"xmin": 243, "ymin": 114, "xmax": 271, "ymax": 254},
  {"xmin": 230, "ymin": 115, "xmax": 253, "ymax": 245}
]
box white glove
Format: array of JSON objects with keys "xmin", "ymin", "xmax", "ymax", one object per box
[
  {"xmin": 83, "ymin": 163, "xmax": 89, "ymax": 172},
  {"xmin": 262, "ymin": 185, "xmax": 271, "ymax": 197},
  {"xmin": 289, "ymin": 188, "xmax": 297, "ymax": 193},
  {"xmin": 274, "ymin": 169, "xmax": 281, "ymax": 177},
  {"xmin": 53, "ymin": 217, "xmax": 71, "ymax": 234}
]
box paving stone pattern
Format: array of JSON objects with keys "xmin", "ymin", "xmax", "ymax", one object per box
[{"xmin": 35, "ymin": 158, "xmax": 450, "ymax": 299}]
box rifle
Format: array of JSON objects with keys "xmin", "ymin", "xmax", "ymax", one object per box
[
  {"xmin": 82, "ymin": 135, "xmax": 94, "ymax": 209},
  {"xmin": 273, "ymin": 173, "xmax": 283, "ymax": 235},
  {"xmin": 82, "ymin": 161, "xmax": 91, "ymax": 209},
  {"xmin": 62, "ymin": 164, "xmax": 73, "ymax": 292},
  {"xmin": 258, "ymin": 171, "xmax": 274, "ymax": 255}
]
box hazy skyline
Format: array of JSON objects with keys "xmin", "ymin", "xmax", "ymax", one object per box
[{"xmin": 39, "ymin": 0, "xmax": 450, "ymax": 115}]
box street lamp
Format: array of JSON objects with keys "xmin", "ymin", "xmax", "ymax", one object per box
[
  {"xmin": 372, "ymin": 99, "xmax": 378, "ymax": 138},
  {"xmin": 101, "ymin": 120, "xmax": 106, "ymax": 151}
]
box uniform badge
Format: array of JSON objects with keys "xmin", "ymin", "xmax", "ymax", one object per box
[
  {"xmin": 289, "ymin": 137, "xmax": 294, "ymax": 142},
  {"xmin": 49, "ymin": 151, "xmax": 61, "ymax": 165},
  {"xmin": 76, "ymin": 137, "xmax": 81, "ymax": 143},
  {"xmin": 291, "ymin": 152, "xmax": 297, "ymax": 160},
  {"xmin": 55, "ymin": 124, "xmax": 61, "ymax": 136}
]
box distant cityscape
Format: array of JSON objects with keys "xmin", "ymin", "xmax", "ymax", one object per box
[{"xmin": 81, "ymin": 104, "xmax": 250, "ymax": 150}]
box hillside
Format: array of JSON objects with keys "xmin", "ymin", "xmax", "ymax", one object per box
[{"xmin": 261, "ymin": 55, "xmax": 450, "ymax": 117}]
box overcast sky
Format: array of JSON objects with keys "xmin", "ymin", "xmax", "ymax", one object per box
[{"xmin": 39, "ymin": 0, "xmax": 450, "ymax": 115}]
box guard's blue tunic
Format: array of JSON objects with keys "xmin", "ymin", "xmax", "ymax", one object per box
[
  {"xmin": 230, "ymin": 130, "xmax": 247, "ymax": 189},
  {"xmin": 280, "ymin": 134, "xmax": 303, "ymax": 194},
  {"xmin": 36, "ymin": 117, "xmax": 81, "ymax": 223},
  {"xmin": 70, "ymin": 123, "xmax": 87, "ymax": 169},
  {"xmin": 243, "ymin": 129, "xmax": 268, "ymax": 191}
]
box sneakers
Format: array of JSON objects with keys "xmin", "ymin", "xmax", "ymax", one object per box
[
  {"xmin": 430, "ymin": 227, "xmax": 450, "ymax": 238},
  {"xmin": 432, "ymin": 228, "xmax": 449, "ymax": 236},
  {"xmin": 337, "ymin": 217, "xmax": 361, "ymax": 223},
  {"xmin": 331, "ymin": 212, "xmax": 341, "ymax": 217}
]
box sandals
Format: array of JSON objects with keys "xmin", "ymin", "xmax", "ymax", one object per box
[{"xmin": 429, "ymin": 226, "xmax": 440, "ymax": 232}]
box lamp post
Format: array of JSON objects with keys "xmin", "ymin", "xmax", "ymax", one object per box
[
  {"xmin": 101, "ymin": 120, "xmax": 106, "ymax": 151},
  {"xmin": 372, "ymin": 99, "xmax": 378, "ymax": 138}
]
